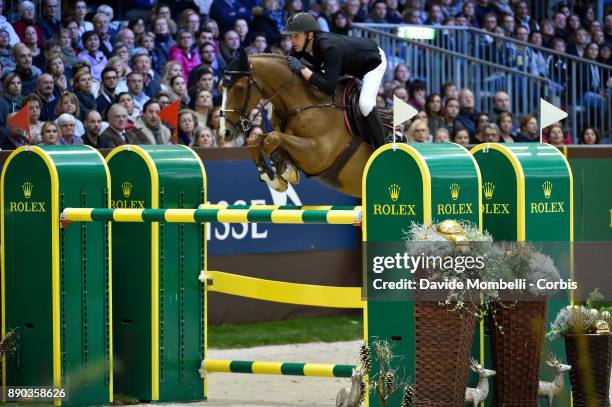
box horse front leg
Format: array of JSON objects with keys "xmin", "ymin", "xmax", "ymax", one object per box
[
  {"xmin": 263, "ymin": 131, "xmax": 300, "ymax": 184},
  {"xmin": 247, "ymin": 131, "xmax": 288, "ymax": 192}
]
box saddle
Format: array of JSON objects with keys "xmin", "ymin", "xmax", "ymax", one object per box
[{"xmin": 339, "ymin": 78, "xmax": 398, "ymax": 145}]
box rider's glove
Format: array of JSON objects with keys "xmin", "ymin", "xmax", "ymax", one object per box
[{"xmin": 287, "ymin": 56, "xmax": 305, "ymax": 74}]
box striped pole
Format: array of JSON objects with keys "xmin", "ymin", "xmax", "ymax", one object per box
[
  {"xmin": 201, "ymin": 359, "xmax": 355, "ymax": 378},
  {"xmin": 62, "ymin": 206, "xmax": 362, "ymax": 225}
]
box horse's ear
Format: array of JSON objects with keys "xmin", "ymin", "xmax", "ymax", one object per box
[{"xmin": 239, "ymin": 48, "xmax": 249, "ymax": 70}]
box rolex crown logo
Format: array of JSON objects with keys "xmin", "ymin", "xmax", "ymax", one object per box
[
  {"xmin": 22, "ymin": 181, "xmax": 33, "ymax": 198},
  {"xmin": 450, "ymin": 183, "xmax": 460, "ymax": 201},
  {"xmin": 543, "ymin": 181, "xmax": 553, "ymax": 199},
  {"xmin": 389, "ymin": 184, "xmax": 400, "ymax": 202},
  {"xmin": 483, "ymin": 182, "xmax": 495, "ymax": 200},
  {"xmin": 121, "ymin": 182, "xmax": 133, "ymax": 198}
]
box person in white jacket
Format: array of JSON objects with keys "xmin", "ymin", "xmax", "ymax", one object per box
[{"xmin": 0, "ymin": 1, "xmax": 19, "ymax": 47}]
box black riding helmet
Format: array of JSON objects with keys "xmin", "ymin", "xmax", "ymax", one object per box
[{"xmin": 282, "ymin": 12, "xmax": 319, "ymax": 34}]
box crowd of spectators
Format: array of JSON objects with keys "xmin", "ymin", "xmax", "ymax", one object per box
[{"xmin": 0, "ymin": 0, "xmax": 607, "ymax": 150}]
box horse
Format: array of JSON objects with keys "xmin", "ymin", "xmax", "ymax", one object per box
[{"xmin": 219, "ymin": 50, "xmax": 375, "ymax": 198}]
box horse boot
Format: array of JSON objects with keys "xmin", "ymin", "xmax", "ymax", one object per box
[
  {"xmin": 364, "ymin": 108, "xmax": 386, "ymax": 149},
  {"xmin": 270, "ymin": 148, "xmax": 300, "ymax": 184}
]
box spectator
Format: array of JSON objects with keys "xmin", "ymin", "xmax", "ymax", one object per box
[
  {"xmin": 442, "ymin": 97, "xmax": 460, "ymax": 133},
  {"xmin": 169, "ymin": 29, "xmax": 201, "ymax": 80},
  {"xmin": 210, "ymin": 0, "xmax": 252, "ymax": 32},
  {"xmin": 46, "ymin": 57, "xmax": 69, "ymax": 95},
  {"xmin": 74, "ymin": 0, "xmax": 93, "ymax": 35},
  {"xmin": 178, "ymin": 109, "xmax": 198, "ymax": 145},
  {"xmin": 207, "ymin": 106, "xmax": 222, "ymax": 139},
  {"xmin": 0, "ymin": 29, "xmax": 14, "ymax": 72},
  {"xmin": 491, "ymin": 91, "xmax": 511, "ymax": 122},
  {"xmin": 451, "ymin": 126, "xmax": 470, "ymax": 146},
  {"xmin": 24, "ymin": 26, "xmax": 42, "ymax": 67},
  {"xmin": 12, "ymin": 43, "xmax": 41, "ymax": 96},
  {"xmin": 58, "ymin": 26, "xmax": 78, "ymax": 67},
  {"xmin": 96, "ymin": 67, "xmax": 119, "ymax": 118},
  {"xmin": 516, "ymin": 114, "xmax": 538, "ymax": 142},
  {"xmin": 456, "ymin": 88, "xmax": 477, "ymax": 135},
  {"xmin": 116, "ymin": 29, "xmax": 136, "ymax": 53},
  {"xmin": 190, "ymin": 68, "xmax": 218, "ymax": 103},
  {"xmin": 181, "ymin": 10, "xmax": 201, "ymax": 36},
  {"xmin": 424, "ymin": 3, "xmax": 444, "ymax": 26},
  {"xmin": 1, "ymin": 112, "xmax": 29, "ymax": 149},
  {"xmin": 480, "ymin": 123, "xmax": 500, "ymax": 142},
  {"xmin": 129, "ymin": 18, "xmax": 146, "ymax": 38},
  {"xmin": 393, "ymin": 64, "xmax": 411, "ymax": 89},
  {"xmin": 127, "ymin": 72, "xmax": 149, "ymax": 111},
  {"xmin": 546, "ymin": 124, "xmax": 566, "ymax": 146},
  {"xmin": 567, "ymin": 13, "xmax": 582, "ymax": 35},
  {"xmin": 234, "ymin": 18, "xmax": 252, "ymax": 47},
  {"xmin": 0, "ymin": 73, "xmax": 22, "ymax": 126},
  {"xmin": 330, "ymin": 11, "xmax": 350, "ymax": 35},
  {"xmin": 13, "ymin": 1, "xmax": 43, "ymax": 47},
  {"xmin": 40, "ymin": 121, "xmax": 60, "ymax": 145},
  {"xmin": 406, "ymin": 118, "xmax": 429, "ymax": 142},
  {"xmin": 0, "ymin": 0, "xmax": 18, "ymax": 46},
  {"xmin": 112, "ymin": 43, "xmax": 131, "ymax": 68},
  {"xmin": 153, "ymin": 16, "xmax": 176, "ymax": 65},
  {"xmin": 440, "ymin": 82, "xmax": 457, "ymax": 102},
  {"xmin": 317, "ymin": 0, "xmax": 339, "ymax": 32},
  {"xmin": 162, "ymin": 61, "xmax": 184, "ymax": 93},
  {"xmin": 57, "ymin": 113, "xmax": 84, "ymax": 145},
  {"xmin": 54, "ymin": 92, "xmax": 85, "ymax": 135},
  {"xmin": 527, "ymin": 31, "xmax": 548, "ymax": 77},
  {"xmin": 393, "ymin": 86, "xmax": 409, "ymax": 103},
  {"xmin": 425, "ymin": 93, "xmax": 444, "ymax": 134},
  {"xmin": 366, "ymin": 0, "xmax": 389, "ymax": 24},
  {"xmin": 152, "ymin": 4, "xmax": 177, "ymax": 35},
  {"xmin": 579, "ymin": 127, "xmax": 600, "ymax": 144},
  {"xmin": 407, "ymin": 80, "xmax": 426, "ymax": 111},
  {"xmin": 132, "ymin": 51, "xmax": 162, "ymax": 98},
  {"xmin": 515, "ymin": 1, "xmax": 537, "ymax": 32},
  {"xmin": 92, "ymin": 13, "xmax": 113, "ymax": 58},
  {"xmin": 191, "ymin": 126, "xmax": 216, "ymax": 147},
  {"xmin": 100, "ymin": 104, "xmax": 132, "ymax": 146},
  {"xmin": 219, "ymin": 30, "xmax": 242, "ymax": 66},
  {"xmin": 192, "ymin": 88, "xmax": 213, "ymax": 124},
  {"xmin": 194, "ymin": 42, "xmax": 224, "ymax": 82},
  {"xmin": 580, "ymin": 42, "xmax": 607, "ymax": 115},
  {"xmin": 156, "ymin": 90, "xmax": 173, "ymax": 109},
  {"xmin": 271, "ymin": 34, "xmax": 293, "ymax": 56},
  {"xmin": 35, "ymin": 73, "xmax": 58, "ymax": 121},
  {"xmin": 39, "ymin": 0, "xmax": 60, "ymax": 41},
  {"xmin": 251, "ymin": 0, "xmax": 283, "ymax": 45},
  {"xmin": 500, "ymin": 13, "xmax": 515, "ymax": 36},
  {"xmin": 82, "ymin": 110, "xmax": 109, "ymax": 148},
  {"xmin": 170, "ymin": 75, "xmax": 189, "ymax": 109},
  {"xmin": 96, "ymin": 5, "xmax": 121, "ymax": 38},
  {"xmin": 284, "ymin": 0, "xmax": 305, "ymax": 22},
  {"xmin": 106, "ymin": 56, "xmax": 129, "ymax": 94},
  {"xmin": 115, "ymin": 92, "xmax": 140, "ymax": 125},
  {"xmin": 567, "ymin": 28, "xmax": 590, "ymax": 58},
  {"xmin": 73, "ymin": 70, "xmax": 96, "ymax": 120},
  {"xmin": 472, "ymin": 112, "xmax": 489, "ymax": 142},
  {"xmin": 598, "ymin": 44, "xmax": 611, "ymax": 65},
  {"xmin": 461, "ymin": 1, "xmax": 478, "ymax": 27},
  {"xmin": 245, "ymin": 32, "xmax": 269, "ymax": 54},
  {"xmin": 138, "ymin": 31, "xmax": 164, "ymax": 74},
  {"xmin": 77, "ymin": 31, "xmax": 108, "ymax": 81},
  {"xmin": 553, "ymin": 11, "xmax": 568, "ymax": 40},
  {"xmin": 204, "ymin": 19, "xmax": 221, "ymax": 51},
  {"xmin": 605, "ymin": 13, "xmax": 612, "ymax": 44},
  {"xmin": 496, "ymin": 111, "xmax": 516, "ymax": 143},
  {"xmin": 385, "ymin": 0, "xmax": 402, "ymax": 24},
  {"xmin": 130, "ymin": 98, "xmax": 172, "ymax": 144},
  {"xmin": 475, "ymin": 0, "xmax": 496, "ymax": 26},
  {"xmin": 23, "ymin": 94, "xmax": 43, "ymax": 143},
  {"xmin": 433, "ymin": 127, "xmax": 450, "ymax": 142}
]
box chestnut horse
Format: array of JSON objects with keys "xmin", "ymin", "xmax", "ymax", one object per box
[{"xmin": 220, "ymin": 51, "xmax": 374, "ymax": 198}]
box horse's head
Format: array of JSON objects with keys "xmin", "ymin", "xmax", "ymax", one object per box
[{"xmin": 220, "ymin": 50, "xmax": 264, "ymax": 140}]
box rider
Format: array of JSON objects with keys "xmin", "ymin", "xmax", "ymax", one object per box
[{"xmin": 282, "ymin": 12, "xmax": 387, "ymax": 148}]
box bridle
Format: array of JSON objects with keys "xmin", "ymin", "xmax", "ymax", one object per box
[
  {"xmin": 221, "ymin": 65, "xmax": 295, "ymax": 134},
  {"xmin": 221, "ymin": 58, "xmax": 345, "ymax": 135}
]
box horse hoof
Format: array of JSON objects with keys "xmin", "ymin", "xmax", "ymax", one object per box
[
  {"xmin": 282, "ymin": 168, "xmax": 300, "ymax": 184},
  {"xmin": 261, "ymin": 172, "xmax": 288, "ymax": 192}
]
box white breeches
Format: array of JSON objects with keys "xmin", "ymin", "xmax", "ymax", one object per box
[{"xmin": 359, "ymin": 47, "xmax": 387, "ymax": 117}]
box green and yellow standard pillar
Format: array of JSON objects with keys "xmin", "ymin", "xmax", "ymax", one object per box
[
  {"xmin": 1, "ymin": 145, "xmax": 112, "ymax": 406},
  {"xmin": 106, "ymin": 145, "xmax": 206, "ymax": 402}
]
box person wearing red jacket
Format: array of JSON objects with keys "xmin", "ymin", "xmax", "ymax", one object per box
[{"xmin": 12, "ymin": 1, "xmax": 43, "ymax": 47}]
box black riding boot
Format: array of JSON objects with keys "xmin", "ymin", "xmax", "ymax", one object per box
[{"xmin": 365, "ymin": 108, "xmax": 385, "ymax": 149}]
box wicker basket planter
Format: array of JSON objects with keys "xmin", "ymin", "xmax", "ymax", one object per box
[
  {"xmin": 489, "ymin": 299, "xmax": 548, "ymax": 407},
  {"xmin": 564, "ymin": 334, "xmax": 612, "ymax": 407},
  {"xmin": 413, "ymin": 301, "xmax": 477, "ymax": 407}
]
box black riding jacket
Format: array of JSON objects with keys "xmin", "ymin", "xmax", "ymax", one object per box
[{"xmin": 292, "ymin": 32, "xmax": 382, "ymax": 96}]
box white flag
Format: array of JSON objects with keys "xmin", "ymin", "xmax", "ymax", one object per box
[{"xmin": 540, "ymin": 99, "xmax": 567, "ymax": 130}]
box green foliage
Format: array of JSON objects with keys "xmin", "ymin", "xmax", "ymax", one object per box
[{"xmin": 548, "ymin": 306, "xmax": 599, "ymax": 339}]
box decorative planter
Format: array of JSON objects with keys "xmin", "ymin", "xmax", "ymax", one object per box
[
  {"xmin": 564, "ymin": 334, "xmax": 612, "ymax": 407},
  {"xmin": 489, "ymin": 299, "xmax": 548, "ymax": 406},
  {"xmin": 414, "ymin": 301, "xmax": 477, "ymax": 407}
]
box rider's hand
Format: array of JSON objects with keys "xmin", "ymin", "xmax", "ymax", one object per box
[{"xmin": 287, "ymin": 56, "xmax": 305, "ymax": 74}]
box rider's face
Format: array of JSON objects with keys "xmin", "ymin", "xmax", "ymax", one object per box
[{"xmin": 290, "ymin": 32, "xmax": 309, "ymax": 52}]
